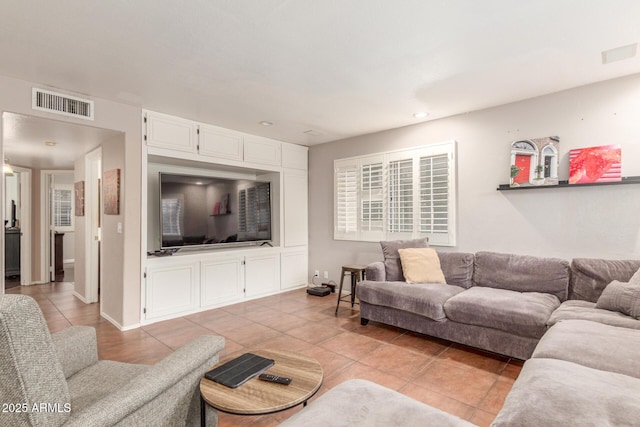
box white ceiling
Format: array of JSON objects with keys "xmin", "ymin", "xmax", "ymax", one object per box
[
  {"xmin": 2, "ymin": 113, "xmax": 121, "ymax": 170},
  {"xmin": 1, "ymin": 0, "xmax": 640, "ymax": 159}
]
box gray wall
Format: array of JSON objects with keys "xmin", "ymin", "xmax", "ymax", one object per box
[{"xmin": 309, "ymin": 73, "xmax": 640, "ymax": 283}]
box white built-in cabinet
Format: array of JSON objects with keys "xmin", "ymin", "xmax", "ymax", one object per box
[
  {"xmin": 245, "ymin": 252, "xmax": 281, "ymax": 297},
  {"xmin": 199, "ymin": 124, "xmax": 244, "ymax": 161},
  {"xmin": 200, "ymin": 253, "xmax": 244, "ymax": 307},
  {"xmin": 145, "ymin": 110, "xmax": 287, "ymax": 166},
  {"xmin": 145, "ymin": 259, "xmax": 200, "ymax": 320},
  {"xmin": 142, "ymin": 109, "xmax": 309, "ymax": 324},
  {"xmin": 283, "ymin": 169, "xmax": 308, "ymax": 247},
  {"xmin": 280, "ymin": 249, "xmax": 309, "ymax": 290},
  {"xmin": 145, "ymin": 111, "xmax": 197, "ymax": 153}
]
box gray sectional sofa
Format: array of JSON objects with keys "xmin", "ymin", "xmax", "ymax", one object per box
[
  {"xmin": 280, "ymin": 244, "xmax": 640, "ymax": 426},
  {"xmin": 359, "ymin": 248, "xmax": 571, "ymax": 359}
]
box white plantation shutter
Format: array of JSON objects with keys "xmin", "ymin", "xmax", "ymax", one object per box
[
  {"xmin": 334, "ymin": 163, "xmax": 358, "ymax": 239},
  {"xmin": 420, "ymin": 154, "xmax": 449, "ymax": 234},
  {"xmin": 54, "ymin": 188, "xmax": 73, "ymax": 229},
  {"xmin": 334, "ymin": 141, "xmax": 456, "ymax": 246},
  {"xmin": 360, "ymin": 162, "xmax": 384, "ymax": 235},
  {"xmin": 388, "ymin": 158, "xmax": 413, "ymax": 234}
]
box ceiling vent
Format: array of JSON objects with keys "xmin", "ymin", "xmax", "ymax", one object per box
[{"xmin": 32, "ymin": 88, "xmax": 94, "ymax": 120}]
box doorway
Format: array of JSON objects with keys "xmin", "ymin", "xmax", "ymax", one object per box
[
  {"xmin": 42, "ymin": 170, "xmax": 75, "ymax": 284},
  {"xmin": 2, "ymin": 112, "xmax": 119, "ymax": 304}
]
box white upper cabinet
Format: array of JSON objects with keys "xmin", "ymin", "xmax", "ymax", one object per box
[
  {"xmin": 199, "ymin": 124, "xmax": 244, "ymax": 161},
  {"xmin": 282, "ymin": 143, "xmax": 308, "ymax": 170},
  {"xmin": 244, "ymin": 136, "xmax": 282, "ymax": 166},
  {"xmin": 144, "ymin": 110, "xmax": 287, "ymax": 168},
  {"xmin": 144, "ymin": 110, "xmax": 197, "ymax": 153}
]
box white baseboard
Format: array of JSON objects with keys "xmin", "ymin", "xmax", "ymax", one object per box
[
  {"xmin": 72, "ymin": 291, "xmax": 90, "ymax": 304},
  {"xmin": 101, "ymin": 310, "xmax": 140, "ymax": 331}
]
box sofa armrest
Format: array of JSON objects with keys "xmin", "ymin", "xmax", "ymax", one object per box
[
  {"xmin": 365, "ymin": 261, "xmax": 386, "ymax": 282},
  {"xmin": 51, "ymin": 326, "xmax": 98, "ymax": 379},
  {"xmin": 65, "ymin": 335, "xmax": 225, "ymax": 427}
]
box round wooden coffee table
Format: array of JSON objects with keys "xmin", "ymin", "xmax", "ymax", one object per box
[{"xmin": 200, "ymin": 349, "xmax": 323, "ymax": 421}]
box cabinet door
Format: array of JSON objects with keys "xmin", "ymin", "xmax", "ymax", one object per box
[
  {"xmin": 145, "ymin": 261, "xmax": 199, "ymax": 320},
  {"xmin": 199, "ymin": 124, "xmax": 244, "ymax": 161},
  {"xmin": 201, "ymin": 255, "xmax": 244, "ymax": 307},
  {"xmin": 281, "ymin": 249, "xmax": 308, "ymax": 290},
  {"xmin": 283, "ymin": 169, "xmax": 308, "ymax": 247},
  {"xmin": 145, "ymin": 111, "xmax": 197, "ymax": 153},
  {"xmin": 282, "ymin": 143, "xmax": 308, "ymax": 170},
  {"xmin": 244, "ymin": 136, "xmax": 282, "ymax": 166},
  {"xmin": 245, "ymin": 253, "xmax": 280, "ymax": 297}
]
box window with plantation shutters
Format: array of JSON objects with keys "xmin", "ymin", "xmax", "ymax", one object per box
[
  {"xmin": 54, "ymin": 187, "xmax": 74, "ymax": 231},
  {"xmin": 334, "ymin": 141, "xmax": 456, "ymax": 246}
]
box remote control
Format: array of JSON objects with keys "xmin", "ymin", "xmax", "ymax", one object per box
[{"xmin": 258, "ymin": 373, "xmax": 292, "ymax": 385}]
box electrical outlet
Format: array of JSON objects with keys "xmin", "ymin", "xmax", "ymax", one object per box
[
  {"xmin": 323, "ymin": 271, "xmax": 329, "ymax": 279},
  {"xmin": 314, "ymin": 270, "xmax": 319, "ymax": 277}
]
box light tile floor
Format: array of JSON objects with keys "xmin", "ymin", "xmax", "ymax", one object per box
[{"xmin": 8, "ymin": 282, "xmax": 522, "ymax": 426}]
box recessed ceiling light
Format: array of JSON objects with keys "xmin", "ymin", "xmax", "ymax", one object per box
[
  {"xmin": 259, "ymin": 121, "xmax": 274, "ymax": 126},
  {"xmin": 602, "ymin": 43, "xmax": 637, "ymax": 64},
  {"xmin": 413, "ymin": 112, "xmax": 428, "ymax": 119},
  {"xmin": 304, "ymin": 129, "xmax": 325, "ymax": 136},
  {"xmin": 44, "ymin": 141, "xmax": 57, "ymax": 146}
]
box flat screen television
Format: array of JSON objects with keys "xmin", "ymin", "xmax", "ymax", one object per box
[{"xmin": 159, "ymin": 172, "xmax": 272, "ymax": 250}]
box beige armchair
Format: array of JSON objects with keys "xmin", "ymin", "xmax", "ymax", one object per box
[{"xmin": 0, "ymin": 294, "xmax": 224, "ymax": 426}]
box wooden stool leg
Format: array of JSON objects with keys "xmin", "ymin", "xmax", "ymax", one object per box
[
  {"xmin": 334, "ymin": 268, "xmax": 346, "ymax": 315},
  {"xmin": 350, "ymin": 272, "xmax": 357, "ymax": 307}
]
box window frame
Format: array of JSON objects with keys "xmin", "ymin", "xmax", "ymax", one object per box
[{"xmin": 333, "ymin": 141, "xmax": 457, "ymax": 246}]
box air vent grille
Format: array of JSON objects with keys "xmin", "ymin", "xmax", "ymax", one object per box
[{"xmin": 32, "ymin": 88, "xmax": 94, "ymax": 120}]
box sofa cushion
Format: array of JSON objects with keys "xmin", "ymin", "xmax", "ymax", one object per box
[
  {"xmin": 357, "ymin": 280, "xmax": 465, "ymax": 321},
  {"xmin": 473, "ymin": 251, "xmax": 569, "ymax": 301},
  {"xmin": 569, "ymin": 258, "xmax": 640, "ymax": 302},
  {"xmin": 278, "ymin": 379, "xmax": 475, "ymax": 427},
  {"xmin": 398, "ymin": 248, "xmax": 446, "ymax": 284},
  {"xmin": 438, "ymin": 252, "xmax": 475, "ymax": 289},
  {"xmin": 68, "ymin": 360, "xmax": 149, "ymax": 413},
  {"xmin": 380, "ymin": 238, "xmax": 429, "ymax": 281},
  {"xmin": 547, "ymin": 300, "xmax": 640, "ymax": 330},
  {"xmin": 595, "ymin": 280, "xmax": 640, "ymax": 319},
  {"xmin": 443, "ymin": 287, "xmax": 560, "ymax": 338},
  {"xmin": 492, "ymin": 358, "xmax": 640, "ymax": 427},
  {"xmin": 532, "ymin": 320, "xmax": 640, "ymax": 379}
]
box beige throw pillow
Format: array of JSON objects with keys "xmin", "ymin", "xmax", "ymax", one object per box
[{"xmin": 398, "ymin": 248, "xmax": 446, "ymax": 284}]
